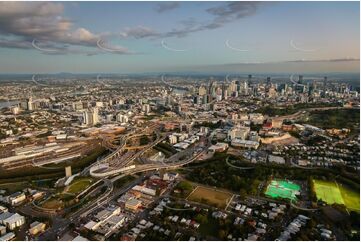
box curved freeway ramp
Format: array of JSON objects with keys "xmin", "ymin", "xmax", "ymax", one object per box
[
  {"xmin": 290, "ymin": 201, "xmax": 319, "ymax": 212},
  {"xmin": 90, "ymin": 164, "xmax": 136, "ymax": 178},
  {"xmin": 225, "ymin": 157, "xmax": 255, "ymax": 170},
  {"xmin": 85, "ymin": 124, "xmax": 159, "ymax": 175},
  {"xmin": 90, "ymin": 148, "xmax": 207, "ymax": 178}
]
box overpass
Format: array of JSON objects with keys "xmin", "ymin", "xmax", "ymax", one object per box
[
  {"xmin": 89, "ymin": 134, "xmax": 168, "ymax": 178},
  {"xmin": 90, "ymin": 145, "xmax": 207, "ymax": 178},
  {"xmin": 83, "ymin": 123, "xmax": 159, "ymax": 175},
  {"xmin": 99, "ymin": 124, "xmax": 157, "ymax": 162}
]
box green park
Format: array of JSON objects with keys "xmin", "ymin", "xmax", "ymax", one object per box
[{"xmin": 312, "ymin": 179, "xmax": 359, "ymax": 212}]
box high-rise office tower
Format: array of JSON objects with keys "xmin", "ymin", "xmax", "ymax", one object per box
[
  {"xmin": 236, "ymin": 80, "xmax": 241, "ymax": 92},
  {"xmin": 83, "ymin": 107, "xmax": 99, "ymax": 126},
  {"xmin": 202, "ymin": 94, "xmax": 208, "ymax": 104},
  {"xmin": 298, "ymin": 75, "xmax": 303, "ymax": 84},
  {"xmin": 243, "ymin": 81, "xmax": 249, "ymax": 95},
  {"xmin": 248, "ymin": 75, "xmax": 252, "ymax": 84},
  {"xmin": 92, "ymin": 108, "xmax": 99, "ymax": 124},
  {"xmin": 142, "ymin": 104, "xmax": 151, "ymax": 114},
  {"xmin": 322, "ymin": 76, "xmax": 328, "ymax": 96},
  {"xmin": 266, "ymin": 77, "xmax": 271, "ymax": 87},
  {"xmin": 116, "ymin": 113, "xmax": 128, "ymax": 123},
  {"xmin": 198, "ymin": 86, "xmax": 207, "ymax": 96},
  {"xmin": 27, "ymin": 97, "xmax": 33, "ymax": 111},
  {"xmin": 266, "ymin": 77, "xmax": 271, "ymax": 92}
]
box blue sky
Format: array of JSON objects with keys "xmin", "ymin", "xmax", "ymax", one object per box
[{"xmin": 0, "ymin": 1, "xmax": 359, "ymax": 74}]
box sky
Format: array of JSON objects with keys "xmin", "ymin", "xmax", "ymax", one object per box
[{"xmin": 0, "ymin": 1, "xmax": 359, "ymax": 74}]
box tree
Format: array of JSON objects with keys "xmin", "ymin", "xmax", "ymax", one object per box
[
  {"xmin": 140, "ymin": 135, "xmax": 150, "ymax": 145},
  {"xmin": 195, "ymin": 214, "xmax": 208, "ymax": 224},
  {"xmin": 349, "ymin": 211, "xmax": 360, "ymax": 228},
  {"xmin": 177, "ymin": 181, "xmax": 192, "ymax": 191},
  {"xmin": 239, "ymin": 188, "xmax": 247, "ymax": 200},
  {"xmin": 218, "ymin": 229, "xmax": 227, "ymax": 239}
]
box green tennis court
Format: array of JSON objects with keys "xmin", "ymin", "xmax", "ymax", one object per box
[{"xmin": 265, "ymin": 180, "xmax": 301, "ymax": 201}]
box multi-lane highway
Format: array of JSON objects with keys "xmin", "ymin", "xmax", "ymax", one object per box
[
  {"xmin": 33, "ymin": 124, "xmax": 209, "ymax": 240},
  {"xmin": 91, "ymin": 141, "xmax": 208, "ymax": 178},
  {"xmin": 88, "ymin": 123, "xmax": 173, "ymax": 177}
]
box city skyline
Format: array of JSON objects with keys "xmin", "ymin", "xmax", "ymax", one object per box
[
  {"xmin": 0, "ymin": 1, "xmax": 360, "ymax": 74},
  {"xmin": 0, "ymin": 2, "xmax": 359, "ymax": 241}
]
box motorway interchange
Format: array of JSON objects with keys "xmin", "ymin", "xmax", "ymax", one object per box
[
  {"xmin": 22, "ymin": 122, "xmax": 210, "ymax": 240},
  {"xmin": 88, "ymin": 123, "xmax": 209, "ymax": 178}
]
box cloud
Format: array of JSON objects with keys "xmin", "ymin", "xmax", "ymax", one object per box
[
  {"xmin": 0, "ymin": 2, "xmax": 125, "ymax": 55},
  {"xmin": 0, "ymin": 37, "xmax": 81, "ymax": 55},
  {"xmin": 31, "ymin": 39, "xmax": 101, "ymax": 56},
  {"xmin": 0, "ymin": 2, "xmax": 64, "ymax": 18},
  {"xmin": 215, "ymin": 58, "xmax": 360, "ymax": 65},
  {"xmin": 162, "ymin": 2, "xmax": 263, "ymax": 38},
  {"xmin": 119, "ymin": 26, "xmax": 160, "ymax": 39},
  {"xmin": 143, "ymin": 2, "xmax": 263, "ymax": 38},
  {"xmin": 0, "ymin": 38, "xmax": 31, "ymax": 49},
  {"xmin": 206, "ymin": 1, "xmax": 260, "ymax": 22},
  {"xmin": 96, "ymin": 38, "xmax": 136, "ymax": 55},
  {"xmin": 0, "ymin": 1, "xmax": 264, "ymax": 54},
  {"xmin": 155, "ymin": 2, "xmax": 180, "ymax": 13},
  {"xmin": 0, "ymin": 1, "xmax": 267, "ymax": 57},
  {"xmin": 286, "ymin": 58, "xmax": 360, "ymax": 63}
]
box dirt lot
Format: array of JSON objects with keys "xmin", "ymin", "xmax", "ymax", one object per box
[{"xmin": 261, "ymin": 133, "xmax": 299, "ymax": 145}]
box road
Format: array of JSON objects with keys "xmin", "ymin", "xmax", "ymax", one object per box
[
  {"xmin": 89, "ymin": 133, "xmax": 172, "ymax": 177},
  {"xmin": 118, "ymin": 144, "xmax": 208, "ymax": 176},
  {"xmin": 84, "ymin": 124, "xmax": 160, "ymax": 176},
  {"xmin": 38, "ymin": 126, "xmax": 208, "ymax": 239},
  {"xmin": 225, "ymin": 156, "xmax": 255, "ymax": 170},
  {"xmin": 36, "ymin": 174, "xmax": 145, "ymax": 240}
]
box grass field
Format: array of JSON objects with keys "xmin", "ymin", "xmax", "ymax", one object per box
[
  {"xmin": 41, "ymin": 198, "xmax": 64, "ymax": 210},
  {"xmin": 66, "ymin": 178, "xmax": 93, "ymax": 194},
  {"xmin": 40, "ymin": 178, "xmax": 92, "ymax": 210},
  {"xmin": 306, "ymin": 109, "xmax": 360, "ymax": 133},
  {"xmin": 313, "ymin": 179, "xmax": 360, "ymax": 212},
  {"xmin": 0, "ymin": 181, "xmax": 28, "ymax": 193},
  {"xmin": 187, "ymin": 186, "xmax": 233, "ymax": 209},
  {"xmin": 265, "ymin": 180, "xmax": 300, "ymax": 201},
  {"xmin": 339, "ymin": 184, "xmax": 360, "ymax": 212}
]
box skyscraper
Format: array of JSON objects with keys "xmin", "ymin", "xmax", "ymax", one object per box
[
  {"xmin": 248, "ymin": 75, "xmax": 252, "ymax": 84},
  {"xmin": 298, "ymin": 75, "xmax": 303, "ymax": 84},
  {"xmin": 236, "ymin": 80, "xmax": 241, "ymax": 92},
  {"xmin": 116, "ymin": 113, "xmax": 129, "ymax": 123},
  {"xmin": 82, "ymin": 108, "xmax": 99, "ymax": 126},
  {"xmin": 266, "ymin": 77, "xmax": 271, "ymax": 86},
  {"xmin": 266, "ymin": 77, "xmax": 271, "ymax": 92},
  {"xmin": 322, "ymin": 76, "xmax": 328, "ymax": 96},
  {"xmin": 198, "ymin": 86, "xmax": 207, "ymax": 96},
  {"xmin": 27, "ymin": 97, "xmax": 33, "ymax": 111},
  {"xmin": 142, "ymin": 104, "xmax": 151, "ymax": 114}
]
